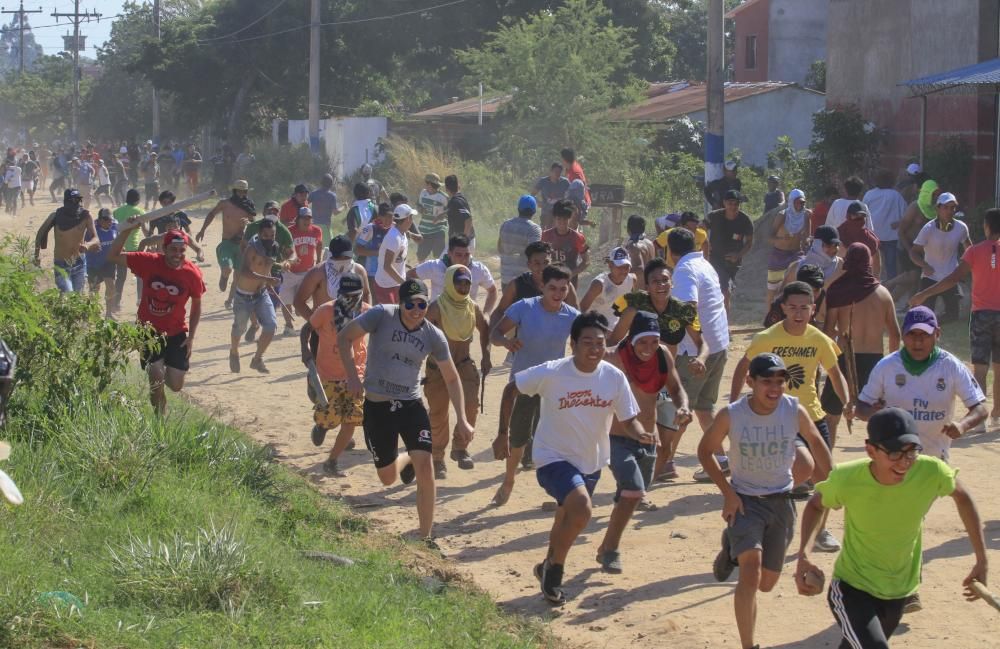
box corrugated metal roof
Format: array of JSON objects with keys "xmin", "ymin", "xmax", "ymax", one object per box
[
  {"xmin": 619, "ymin": 82, "xmax": 815, "ymax": 122},
  {"xmin": 901, "ymin": 58, "xmax": 1000, "ymax": 96},
  {"xmin": 410, "ymin": 94, "xmax": 510, "ymax": 119}
]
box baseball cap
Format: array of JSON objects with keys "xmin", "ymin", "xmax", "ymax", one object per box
[
  {"xmin": 64, "ymin": 188, "xmax": 82, "ymax": 201},
  {"xmin": 936, "ymin": 192, "xmax": 958, "ymax": 206},
  {"xmin": 293, "ymin": 183, "xmax": 309, "ymax": 194},
  {"xmin": 263, "ymin": 200, "xmax": 279, "ymax": 212},
  {"xmin": 867, "ymin": 407, "xmax": 922, "ymax": 452},
  {"xmin": 723, "ymin": 189, "xmax": 742, "ymax": 202},
  {"xmin": 795, "ymin": 263, "xmax": 825, "ymax": 290},
  {"xmin": 262, "ymin": 211, "xmax": 279, "ymax": 223},
  {"xmin": 399, "ymin": 279, "xmax": 428, "ymax": 302},
  {"xmin": 906, "ymin": 163, "xmax": 922, "ymax": 175},
  {"xmin": 393, "ymin": 204, "xmax": 417, "ymax": 220},
  {"xmin": 813, "ymin": 225, "xmax": 841, "ymax": 246},
  {"xmin": 297, "ymin": 206, "xmax": 312, "ymax": 218},
  {"xmin": 163, "ymin": 229, "xmax": 189, "ymax": 248},
  {"xmin": 329, "ymin": 235, "xmax": 353, "ymax": 258},
  {"xmin": 724, "ymin": 160, "xmax": 738, "ymax": 171},
  {"xmin": 518, "ymin": 194, "xmax": 537, "ymax": 212},
  {"xmin": 608, "ymin": 246, "xmax": 632, "ymax": 267},
  {"xmin": 629, "ymin": 310, "xmax": 660, "ymax": 345},
  {"xmin": 338, "ymin": 272, "xmax": 363, "ymax": 296},
  {"xmin": 748, "ymin": 352, "xmax": 788, "ymax": 378},
  {"xmin": 424, "ymin": 173, "xmax": 441, "ymax": 186},
  {"xmin": 231, "ymin": 179, "xmax": 250, "ymax": 191},
  {"xmin": 453, "ymin": 267, "xmax": 472, "ymax": 283},
  {"xmin": 97, "ymin": 208, "xmax": 113, "ymax": 220},
  {"xmin": 846, "ymin": 201, "xmax": 869, "ymax": 217},
  {"xmin": 767, "ymin": 174, "xmax": 779, "ymax": 182},
  {"xmin": 902, "ymin": 306, "xmax": 938, "ymax": 335}
]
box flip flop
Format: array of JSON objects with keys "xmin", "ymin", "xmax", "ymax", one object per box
[{"xmin": 491, "ymin": 484, "xmax": 511, "ymax": 507}]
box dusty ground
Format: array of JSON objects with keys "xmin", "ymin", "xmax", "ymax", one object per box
[{"xmin": 9, "ymin": 197, "xmax": 1000, "ymax": 648}]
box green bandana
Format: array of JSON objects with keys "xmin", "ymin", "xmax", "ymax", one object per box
[{"xmin": 900, "ymin": 346, "xmax": 940, "ymax": 376}]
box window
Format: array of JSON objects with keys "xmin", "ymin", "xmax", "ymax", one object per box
[{"xmin": 745, "ymin": 35, "xmax": 757, "ymax": 70}]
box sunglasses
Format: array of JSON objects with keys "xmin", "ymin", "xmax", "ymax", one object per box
[
  {"xmin": 404, "ymin": 300, "xmax": 427, "ymax": 311},
  {"xmin": 872, "ymin": 444, "xmax": 921, "ymax": 462}
]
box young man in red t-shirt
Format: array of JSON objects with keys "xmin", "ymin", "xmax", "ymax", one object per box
[
  {"xmin": 280, "ymin": 206, "xmax": 324, "ymax": 308},
  {"xmin": 279, "ymin": 183, "xmax": 310, "ymax": 227},
  {"xmin": 108, "ymin": 220, "xmax": 206, "ymax": 415},
  {"xmin": 541, "ymin": 199, "xmax": 589, "ymax": 288}
]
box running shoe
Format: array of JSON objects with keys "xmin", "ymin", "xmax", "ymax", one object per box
[
  {"xmin": 903, "ymin": 592, "xmax": 922, "ymax": 614},
  {"xmin": 322, "ymin": 458, "xmax": 344, "ymax": 476},
  {"xmin": 249, "ymin": 356, "xmax": 269, "ymax": 374},
  {"xmin": 814, "ymin": 529, "xmax": 841, "ymax": 553},
  {"xmin": 400, "ymin": 462, "xmax": 416, "ymax": 485},
  {"xmin": 311, "ymin": 425, "xmax": 327, "ymax": 447},
  {"xmin": 596, "ymin": 549, "xmax": 623, "ymax": 574},
  {"xmin": 693, "ymin": 457, "xmax": 730, "ymax": 483},
  {"xmin": 450, "ymin": 449, "xmax": 474, "ymax": 470},
  {"xmin": 283, "ymin": 324, "xmax": 296, "ymax": 337},
  {"xmin": 534, "ymin": 560, "xmax": 566, "ymax": 605},
  {"xmin": 433, "ymin": 460, "xmax": 447, "ymax": 480},
  {"xmin": 713, "ymin": 530, "xmax": 736, "ymax": 582}
]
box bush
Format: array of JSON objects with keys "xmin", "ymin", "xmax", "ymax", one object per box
[
  {"xmin": 241, "ymin": 142, "xmax": 333, "ymax": 205},
  {"xmin": 923, "ymin": 136, "xmax": 974, "ymax": 197}
]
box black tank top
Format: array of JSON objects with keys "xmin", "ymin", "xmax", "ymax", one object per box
[{"xmin": 514, "ymin": 271, "xmax": 541, "ymax": 300}]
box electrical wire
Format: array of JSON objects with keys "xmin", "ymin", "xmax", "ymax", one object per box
[{"xmin": 197, "ymin": 0, "xmax": 289, "ymax": 43}]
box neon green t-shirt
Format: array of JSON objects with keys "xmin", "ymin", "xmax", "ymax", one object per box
[
  {"xmin": 113, "ymin": 204, "xmax": 145, "ymax": 252},
  {"xmin": 816, "ymin": 456, "xmax": 956, "ymax": 600}
]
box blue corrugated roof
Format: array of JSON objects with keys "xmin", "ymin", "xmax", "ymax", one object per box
[{"xmin": 902, "ymin": 58, "xmax": 1000, "ymax": 95}]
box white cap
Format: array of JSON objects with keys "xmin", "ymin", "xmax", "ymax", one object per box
[
  {"xmin": 608, "ymin": 246, "xmax": 632, "ymax": 267},
  {"xmin": 393, "ymin": 203, "xmax": 417, "ymax": 220},
  {"xmin": 906, "ymin": 163, "xmax": 921, "ymax": 175},
  {"xmin": 936, "ymin": 192, "xmax": 958, "ymax": 206},
  {"xmin": 119, "ymin": 146, "xmax": 128, "ymax": 154},
  {"xmin": 262, "ymin": 212, "xmax": 279, "ymax": 223},
  {"xmin": 724, "ymin": 160, "xmax": 738, "ymax": 171}
]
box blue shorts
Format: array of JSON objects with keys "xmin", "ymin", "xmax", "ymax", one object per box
[
  {"xmin": 795, "ymin": 418, "xmax": 832, "ymax": 449},
  {"xmin": 536, "ymin": 460, "xmax": 601, "ymax": 506},
  {"xmin": 609, "ymin": 435, "xmax": 656, "ymax": 501}
]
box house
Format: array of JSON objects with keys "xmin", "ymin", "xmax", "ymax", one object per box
[
  {"xmin": 272, "ymin": 117, "xmax": 387, "ymax": 180},
  {"xmin": 826, "ymin": 0, "xmax": 998, "ymax": 206},
  {"xmin": 727, "ymin": 0, "xmax": 827, "ymax": 85}
]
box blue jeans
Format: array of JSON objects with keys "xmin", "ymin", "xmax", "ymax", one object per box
[
  {"xmin": 54, "ymin": 257, "xmax": 87, "ymax": 293},
  {"xmin": 231, "ymin": 290, "xmax": 277, "ymax": 337},
  {"xmin": 881, "ymin": 242, "xmax": 899, "ymax": 280}
]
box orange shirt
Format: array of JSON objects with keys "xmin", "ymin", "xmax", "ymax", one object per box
[{"xmin": 310, "ymin": 302, "xmax": 368, "ymax": 381}]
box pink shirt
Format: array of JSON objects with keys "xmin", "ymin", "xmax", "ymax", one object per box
[{"xmin": 962, "ymin": 239, "xmax": 1000, "ymax": 312}]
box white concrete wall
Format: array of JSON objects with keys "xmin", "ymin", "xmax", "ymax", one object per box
[
  {"xmin": 768, "ymin": 0, "xmax": 827, "ymax": 84},
  {"xmin": 273, "ymin": 117, "xmax": 387, "ymax": 180}
]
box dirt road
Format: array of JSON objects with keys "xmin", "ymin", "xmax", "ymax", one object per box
[{"xmin": 11, "ymin": 199, "xmax": 1000, "ymax": 648}]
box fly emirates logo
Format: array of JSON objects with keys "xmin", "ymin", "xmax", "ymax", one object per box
[{"xmin": 558, "ymin": 389, "xmax": 612, "ymax": 410}]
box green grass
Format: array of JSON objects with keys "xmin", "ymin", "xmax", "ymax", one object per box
[{"xmin": 0, "ymin": 377, "xmax": 550, "ymax": 649}]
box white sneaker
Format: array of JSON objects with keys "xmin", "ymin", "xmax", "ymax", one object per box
[
  {"xmin": 693, "ymin": 457, "xmax": 730, "ymax": 482},
  {"xmin": 814, "ymin": 529, "xmax": 841, "ymax": 553}
]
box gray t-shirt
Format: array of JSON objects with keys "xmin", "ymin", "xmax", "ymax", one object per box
[
  {"xmin": 727, "ymin": 394, "xmax": 799, "ymax": 496},
  {"xmin": 504, "ymin": 296, "xmax": 580, "ymax": 376},
  {"xmin": 498, "ymin": 216, "xmax": 542, "ymax": 285},
  {"xmin": 534, "ymin": 176, "xmax": 570, "ymax": 214},
  {"xmin": 356, "ymin": 305, "xmax": 450, "ymax": 400}
]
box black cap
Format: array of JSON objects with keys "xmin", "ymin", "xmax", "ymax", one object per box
[
  {"xmin": 338, "ymin": 272, "xmax": 363, "ymax": 295},
  {"xmin": 748, "ymin": 352, "xmax": 788, "ymax": 378},
  {"xmin": 846, "ymin": 201, "xmax": 869, "ymax": 216},
  {"xmin": 813, "ymin": 225, "xmax": 840, "ymax": 246},
  {"xmin": 723, "ymin": 189, "xmax": 742, "ymax": 202},
  {"xmin": 293, "ymin": 183, "xmax": 309, "ymax": 194},
  {"xmin": 329, "ymin": 235, "xmax": 353, "ymax": 258},
  {"xmin": 795, "ymin": 263, "xmax": 825, "ymax": 289},
  {"xmin": 398, "ymin": 279, "xmax": 428, "ymax": 302},
  {"xmin": 64, "ymin": 188, "xmax": 82, "ymax": 201},
  {"xmin": 628, "ymin": 310, "xmax": 661, "ymax": 343},
  {"xmin": 867, "ymin": 408, "xmax": 922, "ymax": 452}
]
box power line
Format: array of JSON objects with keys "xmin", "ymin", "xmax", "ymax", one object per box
[
  {"xmin": 1, "ymin": 2, "xmax": 43, "ymax": 74},
  {"xmin": 197, "ymin": 0, "xmax": 289, "ymax": 43},
  {"xmin": 51, "ymin": 0, "xmax": 100, "ymax": 140}
]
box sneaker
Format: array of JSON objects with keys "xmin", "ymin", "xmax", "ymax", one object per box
[
  {"xmin": 423, "ymin": 537, "xmax": 441, "ymax": 552},
  {"xmin": 597, "ymin": 549, "xmax": 623, "ymax": 574},
  {"xmin": 218, "ymin": 275, "xmax": 228, "ymax": 292},
  {"xmin": 322, "ymin": 458, "xmax": 344, "ymax": 476},
  {"xmin": 433, "ymin": 460, "xmax": 447, "ymax": 480},
  {"xmin": 400, "ymin": 462, "xmax": 416, "ymax": 485},
  {"xmin": 244, "ymin": 324, "xmax": 258, "ymax": 343},
  {"xmin": 311, "ymin": 425, "xmax": 327, "ymax": 447},
  {"xmin": 968, "ymin": 421, "xmax": 987, "ymax": 435},
  {"xmin": 636, "ymin": 497, "xmax": 658, "ymax": 512},
  {"xmin": 520, "ymin": 457, "xmax": 535, "ymax": 470},
  {"xmin": 694, "ymin": 457, "xmax": 730, "ymax": 483},
  {"xmin": 224, "ymin": 299, "xmax": 233, "ymax": 311},
  {"xmin": 712, "ymin": 530, "xmax": 737, "ymax": 582},
  {"xmin": 903, "ymin": 592, "xmax": 922, "ymax": 614},
  {"xmin": 534, "ymin": 560, "xmax": 566, "ymax": 605},
  {"xmin": 814, "ymin": 529, "xmax": 842, "ymax": 553},
  {"xmin": 654, "ymin": 461, "xmax": 679, "ymax": 482},
  {"xmin": 229, "ymin": 352, "xmax": 240, "ymax": 373},
  {"xmin": 249, "ymin": 356, "xmax": 269, "ymax": 374},
  {"xmin": 283, "ymin": 324, "xmax": 296, "ymax": 337},
  {"xmin": 450, "ymin": 448, "xmax": 474, "ymax": 470}
]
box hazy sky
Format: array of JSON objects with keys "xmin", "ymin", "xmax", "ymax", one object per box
[{"xmin": 22, "ymin": 0, "xmax": 125, "ymax": 57}]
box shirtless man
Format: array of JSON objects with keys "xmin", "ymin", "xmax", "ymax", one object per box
[
  {"xmin": 424, "ymin": 265, "xmax": 491, "ymax": 478},
  {"xmin": 766, "ymin": 188, "xmax": 809, "ymax": 306},
  {"xmin": 821, "ymin": 243, "xmax": 901, "ymax": 444},
  {"xmin": 195, "ymin": 179, "xmax": 255, "ymax": 295},
  {"xmin": 229, "ymin": 220, "xmax": 281, "ymax": 374},
  {"xmin": 293, "ymin": 235, "xmax": 371, "ymax": 322},
  {"xmin": 34, "ymin": 188, "xmax": 97, "ymax": 293},
  {"xmin": 623, "ymin": 215, "xmax": 656, "ymax": 290}
]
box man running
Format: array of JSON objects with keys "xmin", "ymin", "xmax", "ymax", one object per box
[
  {"xmin": 498, "ymin": 195, "xmax": 542, "ymax": 287},
  {"xmin": 196, "ymin": 179, "xmax": 256, "ymax": 295},
  {"xmin": 490, "ymin": 241, "xmax": 580, "ymax": 332},
  {"xmin": 765, "ymin": 188, "xmax": 809, "ymax": 306},
  {"xmin": 337, "ymin": 279, "xmax": 473, "ymax": 544},
  {"xmin": 542, "ymin": 199, "xmax": 589, "ymax": 288},
  {"xmin": 701, "ymin": 353, "xmax": 832, "ymax": 649},
  {"xmin": 106, "ymin": 221, "xmax": 205, "ymax": 415},
  {"xmin": 622, "ymin": 215, "xmax": 656, "ymax": 289},
  {"xmin": 417, "ymin": 173, "xmax": 449, "ymax": 262},
  {"xmin": 533, "ymin": 162, "xmax": 570, "ymax": 230},
  {"xmin": 796, "ymin": 408, "xmax": 988, "ymax": 648},
  {"xmin": 229, "ymin": 220, "xmax": 282, "ymax": 374},
  {"xmin": 580, "ymin": 246, "xmax": 636, "ymax": 331},
  {"xmin": 373, "ymin": 204, "xmax": 415, "ymax": 304},
  {"xmin": 909, "ymin": 192, "xmax": 971, "ymax": 323},
  {"xmin": 595, "ymin": 311, "xmax": 688, "ymax": 573},
  {"xmin": 84, "ymin": 208, "xmax": 119, "ymax": 316},
  {"xmin": 308, "ymin": 174, "xmax": 342, "ymax": 243},
  {"xmin": 282, "ymin": 206, "xmax": 324, "ymax": 319},
  {"xmin": 294, "ymin": 235, "xmax": 371, "ymax": 322},
  {"xmin": 498, "ymin": 311, "xmax": 641, "ymax": 605},
  {"xmin": 34, "ymin": 188, "xmax": 97, "ymax": 293},
  {"xmin": 706, "ymin": 189, "xmax": 754, "ymax": 310},
  {"xmin": 279, "ymin": 183, "xmax": 310, "ymax": 227},
  {"xmin": 407, "ymin": 234, "xmax": 498, "ymax": 314},
  {"xmin": 424, "ymin": 265, "xmax": 490, "ymax": 478}
]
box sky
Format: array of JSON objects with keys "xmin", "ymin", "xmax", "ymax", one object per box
[{"xmin": 20, "ymin": 0, "xmax": 124, "ymax": 57}]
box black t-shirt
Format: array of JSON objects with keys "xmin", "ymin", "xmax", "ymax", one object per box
[
  {"xmin": 446, "ymin": 192, "xmax": 473, "ymax": 239},
  {"xmin": 707, "ymin": 209, "xmax": 754, "ymax": 261},
  {"xmin": 704, "ymin": 176, "xmax": 742, "ymax": 210}
]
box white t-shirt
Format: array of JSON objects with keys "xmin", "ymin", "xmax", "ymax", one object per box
[
  {"xmin": 374, "ymin": 225, "xmax": 408, "ymax": 289},
  {"xmin": 589, "ymin": 271, "xmax": 635, "ymax": 329},
  {"xmin": 827, "ymin": 198, "xmax": 874, "ymax": 231},
  {"xmin": 913, "ymin": 219, "xmax": 970, "ymax": 281},
  {"xmin": 859, "ymin": 350, "xmax": 984, "ymax": 461},
  {"xmin": 97, "ymin": 165, "xmax": 111, "ymax": 186},
  {"xmin": 413, "ymin": 258, "xmax": 495, "ymax": 301},
  {"xmin": 672, "ymin": 252, "xmax": 729, "ymax": 355},
  {"xmin": 5, "ymin": 166, "xmax": 21, "ymax": 188},
  {"xmin": 516, "ymin": 357, "xmax": 640, "ymax": 474},
  {"xmin": 862, "ymin": 188, "xmax": 907, "ymax": 242}
]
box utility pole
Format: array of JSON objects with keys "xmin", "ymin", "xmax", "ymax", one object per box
[
  {"xmin": 151, "ymin": 0, "xmax": 160, "ymax": 145},
  {"xmin": 705, "ymin": 0, "xmax": 724, "ymax": 212},
  {"xmin": 52, "ymin": 0, "xmax": 100, "ymax": 142},
  {"xmin": 307, "ymin": 0, "xmax": 320, "ymax": 153},
  {"xmin": 1, "ymin": 2, "xmax": 42, "ymax": 74}
]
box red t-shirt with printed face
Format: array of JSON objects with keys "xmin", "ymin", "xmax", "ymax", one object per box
[
  {"xmin": 288, "ymin": 223, "xmax": 324, "ymax": 274},
  {"xmin": 125, "ymin": 251, "xmax": 206, "ymax": 336}
]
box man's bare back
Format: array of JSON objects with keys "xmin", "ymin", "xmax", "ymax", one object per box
[
  {"xmin": 825, "ymin": 285, "xmax": 900, "ymax": 354},
  {"xmin": 293, "ymin": 261, "xmax": 371, "ymax": 321}
]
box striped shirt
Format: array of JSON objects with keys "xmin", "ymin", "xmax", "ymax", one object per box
[
  {"xmin": 498, "ymin": 216, "xmax": 542, "ymax": 285},
  {"xmin": 418, "ymin": 189, "xmax": 449, "ymax": 237}
]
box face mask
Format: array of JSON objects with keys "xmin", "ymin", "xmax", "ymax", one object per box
[{"xmin": 332, "ymin": 259, "xmax": 352, "ymax": 272}]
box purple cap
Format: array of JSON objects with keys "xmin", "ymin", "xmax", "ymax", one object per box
[{"xmin": 902, "ymin": 306, "xmax": 938, "ymax": 335}]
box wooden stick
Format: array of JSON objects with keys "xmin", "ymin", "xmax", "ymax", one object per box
[
  {"xmin": 971, "ymin": 580, "xmax": 1000, "ymax": 612},
  {"xmin": 133, "ymin": 190, "xmax": 217, "ymax": 225},
  {"xmin": 842, "ymin": 303, "xmax": 859, "ymax": 434},
  {"xmin": 305, "ymin": 359, "xmax": 329, "ymax": 408}
]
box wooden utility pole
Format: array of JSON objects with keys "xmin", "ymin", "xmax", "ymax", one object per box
[
  {"xmin": 1, "ymin": 1, "xmax": 42, "ymax": 74},
  {"xmin": 152, "ymin": 0, "xmax": 160, "ymax": 144},
  {"xmin": 308, "ymin": 0, "xmax": 320, "ymax": 153},
  {"xmin": 705, "ymin": 0, "xmax": 725, "ymax": 210},
  {"xmin": 51, "ymin": 0, "xmax": 100, "ymax": 142}
]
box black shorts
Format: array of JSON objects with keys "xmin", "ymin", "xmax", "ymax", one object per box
[
  {"xmin": 363, "ymin": 398, "xmax": 432, "ymax": 469},
  {"xmin": 87, "ymin": 263, "xmax": 116, "ymax": 282},
  {"xmin": 709, "ymin": 257, "xmax": 740, "ymax": 292},
  {"xmin": 828, "ymin": 578, "xmax": 905, "ymax": 649},
  {"xmin": 897, "ymin": 241, "xmax": 917, "ymax": 274},
  {"xmin": 95, "ymin": 184, "xmax": 110, "ymax": 196},
  {"xmin": 796, "ymin": 418, "xmax": 832, "ymax": 449},
  {"xmin": 144, "ymin": 182, "xmax": 159, "ymax": 195},
  {"xmin": 140, "ymin": 332, "xmax": 189, "ymax": 372},
  {"xmin": 820, "ymin": 353, "xmax": 882, "ymax": 416},
  {"xmin": 970, "ymin": 310, "xmax": 1000, "ymax": 366}
]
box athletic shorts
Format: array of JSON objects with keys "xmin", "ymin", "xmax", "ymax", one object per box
[
  {"xmin": 767, "ymin": 248, "xmax": 802, "ymax": 291},
  {"xmin": 314, "ymin": 379, "xmax": 363, "ymax": 429},
  {"xmin": 95, "ymin": 184, "xmax": 110, "ymax": 196},
  {"xmin": 896, "ymin": 240, "xmax": 917, "ymax": 274},
  {"xmin": 536, "ymin": 460, "xmax": 601, "ymax": 506},
  {"xmin": 216, "ymin": 237, "xmax": 242, "ymax": 270},
  {"xmin": 709, "ymin": 257, "xmax": 740, "ymax": 293},
  {"xmin": 141, "ymin": 332, "xmax": 189, "ymax": 372},
  {"xmin": 144, "ymin": 182, "xmax": 159, "ymax": 195},
  {"xmin": 970, "ymin": 310, "xmax": 1000, "ymax": 366},
  {"xmin": 796, "ymin": 418, "xmax": 833, "ymax": 449},
  {"xmin": 828, "ymin": 578, "xmax": 906, "ymax": 649},
  {"xmin": 86, "ymin": 263, "xmax": 116, "ymax": 282},
  {"xmin": 820, "ymin": 352, "xmax": 882, "ymax": 416},
  {"xmin": 372, "ymin": 282, "xmax": 399, "ymax": 305},
  {"xmin": 726, "ymin": 492, "xmax": 796, "ymax": 573},
  {"xmin": 657, "ymin": 350, "xmax": 727, "ymax": 428},
  {"xmin": 609, "ymin": 435, "xmax": 656, "ymax": 501},
  {"xmin": 278, "ymin": 270, "xmax": 308, "ymax": 305},
  {"xmin": 362, "ymin": 398, "xmax": 432, "ymax": 469},
  {"xmin": 509, "ymin": 394, "xmax": 542, "ymax": 448}
]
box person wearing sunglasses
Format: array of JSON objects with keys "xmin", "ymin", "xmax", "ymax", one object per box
[
  {"xmin": 796, "ymin": 408, "xmax": 988, "ymax": 647},
  {"xmin": 910, "ymin": 207, "xmax": 1000, "ymax": 430},
  {"xmin": 336, "ymin": 279, "xmax": 472, "ymax": 546}
]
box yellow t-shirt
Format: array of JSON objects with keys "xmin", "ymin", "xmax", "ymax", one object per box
[
  {"xmin": 744, "ymin": 322, "xmax": 841, "ymax": 421},
  {"xmin": 657, "ymin": 226, "xmax": 708, "ymax": 269}
]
